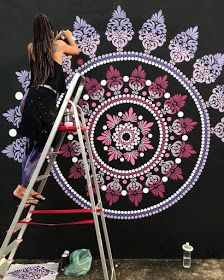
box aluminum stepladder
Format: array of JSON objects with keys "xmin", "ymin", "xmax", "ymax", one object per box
[{"xmin": 0, "ymin": 73, "xmax": 117, "ymax": 280}]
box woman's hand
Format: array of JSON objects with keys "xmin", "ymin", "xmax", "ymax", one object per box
[{"xmin": 62, "ymin": 30, "xmax": 74, "ymax": 41}]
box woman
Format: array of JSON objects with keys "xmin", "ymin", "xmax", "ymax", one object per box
[{"xmin": 13, "ymin": 13, "xmax": 80, "ymax": 205}]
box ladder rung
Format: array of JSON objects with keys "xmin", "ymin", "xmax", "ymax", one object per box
[
  {"xmin": 7, "ymin": 218, "xmax": 32, "ymax": 234},
  {"xmin": 29, "ymin": 209, "xmax": 103, "ymax": 214},
  {"xmin": 35, "ymin": 174, "xmax": 51, "ymax": 182},
  {"xmin": 3, "ymin": 239, "xmax": 22, "ymax": 257},
  {"xmin": 18, "ymin": 219, "xmax": 94, "ymax": 226},
  {"xmin": 58, "ymin": 125, "xmax": 87, "ymax": 131},
  {"xmin": 47, "ymin": 151, "xmax": 62, "ymax": 155}
]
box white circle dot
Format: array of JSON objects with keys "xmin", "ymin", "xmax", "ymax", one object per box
[
  {"xmin": 103, "ymin": 146, "xmax": 108, "ymax": 151},
  {"xmin": 146, "ymin": 80, "xmax": 152, "ymax": 86},
  {"xmin": 72, "ymin": 157, "xmax": 78, "ymax": 163},
  {"xmin": 175, "ymin": 158, "xmax": 182, "ymax": 164},
  {"xmin": 15, "ymin": 91, "xmax": 23, "ymax": 100},
  {"xmin": 121, "ymin": 190, "xmax": 127, "ymax": 196},
  {"xmin": 140, "ymin": 152, "xmax": 144, "ymax": 157},
  {"xmin": 162, "ymin": 176, "xmax": 168, "ymax": 182},
  {"xmin": 120, "ymin": 157, "xmax": 125, "ymax": 162},
  {"xmin": 182, "ymin": 135, "xmax": 188, "ymax": 141},
  {"xmin": 101, "ymin": 185, "xmax": 107, "ymax": 191},
  {"xmin": 138, "ymin": 115, "xmax": 143, "ymax": 120},
  {"xmin": 143, "ymin": 188, "xmax": 149, "ymax": 194},
  {"xmin": 83, "ymin": 94, "xmax": 89, "ymax": 101},
  {"xmin": 9, "ymin": 128, "xmax": 17, "ymax": 137},
  {"xmin": 164, "ymin": 92, "xmax": 170, "ymax": 98},
  {"xmin": 101, "ymin": 80, "xmax": 107, "ymax": 86},
  {"xmin": 123, "ymin": 76, "xmax": 129, "ymax": 82},
  {"xmin": 103, "ymin": 125, "xmax": 107, "ymax": 130},
  {"xmin": 67, "ymin": 134, "xmax": 74, "ymax": 140},
  {"xmin": 118, "ymin": 112, "xmax": 123, "ymax": 117},
  {"xmin": 178, "ymin": 111, "xmax": 184, "ymax": 117},
  {"xmin": 148, "ymin": 133, "xmax": 153, "ymax": 138}
]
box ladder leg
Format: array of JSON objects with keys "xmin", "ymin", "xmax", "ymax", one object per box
[{"xmin": 79, "ymin": 111, "xmax": 117, "ymax": 280}]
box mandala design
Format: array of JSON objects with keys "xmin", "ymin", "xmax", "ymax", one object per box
[{"xmin": 2, "ymin": 6, "xmax": 223, "ymax": 219}]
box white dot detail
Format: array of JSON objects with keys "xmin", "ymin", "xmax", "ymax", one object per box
[
  {"xmin": 145, "ymin": 80, "xmax": 152, "ymax": 86},
  {"xmin": 83, "ymin": 94, "xmax": 89, "ymax": 101},
  {"xmin": 143, "ymin": 188, "xmax": 149, "ymax": 194},
  {"xmin": 67, "ymin": 134, "xmax": 74, "ymax": 140},
  {"xmin": 148, "ymin": 133, "xmax": 153, "ymax": 138},
  {"xmin": 101, "ymin": 80, "xmax": 107, "ymax": 86},
  {"xmin": 103, "ymin": 146, "xmax": 108, "ymax": 151},
  {"xmin": 140, "ymin": 153, "xmax": 144, "ymax": 157},
  {"xmin": 120, "ymin": 157, "xmax": 125, "ymax": 162},
  {"xmin": 138, "ymin": 115, "xmax": 143, "ymax": 120},
  {"xmin": 121, "ymin": 190, "xmax": 127, "ymax": 196},
  {"xmin": 101, "ymin": 185, "xmax": 107, "ymax": 191},
  {"xmin": 15, "ymin": 92, "xmax": 23, "ymax": 100},
  {"xmin": 175, "ymin": 158, "xmax": 182, "ymax": 164},
  {"xmin": 103, "ymin": 125, "xmax": 107, "ymax": 130},
  {"xmin": 72, "ymin": 157, "xmax": 78, "ymax": 163},
  {"xmin": 118, "ymin": 112, "xmax": 123, "ymax": 117},
  {"xmin": 164, "ymin": 92, "xmax": 171, "ymax": 98},
  {"xmin": 178, "ymin": 111, "xmax": 184, "ymax": 117},
  {"xmin": 182, "ymin": 135, "xmax": 188, "ymax": 141},
  {"xmin": 9, "ymin": 128, "xmax": 17, "ymax": 137},
  {"xmin": 162, "ymin": 176, "xmax": 168, "ymax": 182},
  {"xmin": 123, "ymin": 76, "xmax": 129, "ymax": 82}
]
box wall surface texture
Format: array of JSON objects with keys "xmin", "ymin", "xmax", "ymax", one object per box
[{"xmin": 0, "ymin": 0, "xmax": 224, "ymax": 259}]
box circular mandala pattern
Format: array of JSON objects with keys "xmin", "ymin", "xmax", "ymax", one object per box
[{"xmin": 52, "ymin": 51, "xmax": 210, "ymax": 219}]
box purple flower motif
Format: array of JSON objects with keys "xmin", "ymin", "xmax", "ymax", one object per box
[
  {"xmin": 148, "ymin": 75, "xmax": 168, "ymax": 99},
  {"xmin": 207, "ymin": 85, "xmax": 224, "ymax": 112},
  {"xmin": 210, "ymin": 118, "xmax": 224, "ymax": 141},
  {"xmin": 192, "ymin": 53, "xmax": 224, "ymax": 84},
  {"xmin": 73, "ymin": 16, "xmax": 100, "ymax": 58},
  {"xmin": 139, "ymin": 10, "xmax": 167, "ymax": 54},
  {"xmin": 68, "ymin": 160, "xmax": 85, "ymax": 179},
  {"xmin": 129, "ymin": 65, "xmax": 146, "ymax": 93},
  {"xmin": 127, "ymin": 179, "xmax": 143, "ymax": 207},
  {"xmin": 1, "ymin": 137, "xmax": 26, "ymax": 163},
  {"xmin": 16, "ymin": 70, "xmax": 31, "ymax": 92},
  {"xmin": 162, "ymin": 94, "xmax": 187, "ymax": 115},
  {"xmin": 169, "ymin": 26, "xmax": 199, "ymax": 64},
  {"xmin": 105, "ymin": 5, "xmax": 134, "ymax": 52},
  {"xmin": 60, "ymin": 141, "xmax": 81, "ymax": 158},
  {"xmin": 62, "ymin": 54, "xmax": 72, "ymax": 74},
  {"xmin": 2, "ymin": 106, "xmax": 22, "ymax": 127},
  {"xmin": 8, "ymin": 265, "xmax": 57, "ymax": 279},
  {"xmin": 106, "ymin": 65, "xmax": 123, "ymax": 94},
  {"xmin": 106, "ymin": 179, "xmax": 122, "ymax": 206},
  {"xmin": 85, "ymin": 76, "xmax": 105, "ymax": 101}
]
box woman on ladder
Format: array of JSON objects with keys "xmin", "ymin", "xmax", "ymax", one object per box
[{"xmin": 13, "ymin": 13, "xmax": 80, "ymax": 205}]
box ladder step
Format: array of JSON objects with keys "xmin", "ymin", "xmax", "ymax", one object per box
[
  {"xmin": 47, "ymin": 151, "xmax": 63, "ymax": 156},
  {"xmin": 7, "ymin": 218, "xmax": 32, "ymax": 234},
  {"xmin": 58, "ymin": 125, "xmax": 87, "ymax": 131},
  {"xmin": 3, "ymin": 239, "xmax": 22, "ymax": 257},
  {"xmin": 35, "ymin": 174, "xmax": 51, "ymax": 182},
  {"xmin": 18, "ymin": 219, "xmax": 94, "ymax": 226},
  {"xmin": 29, "ymin": 209, "xmax": 103, "ymax": 214}
]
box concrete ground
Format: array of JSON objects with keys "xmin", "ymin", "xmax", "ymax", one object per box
[{"xmin": 12, "ymin": 259, "xmax": 224, "ymax": 280}]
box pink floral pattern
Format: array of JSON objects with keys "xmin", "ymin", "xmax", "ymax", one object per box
[
  {"xmin": 148, "ymin": 75, "xmax": 168, "ymax": 99},
  {"xmin": 60, "ymin": 141, "xmax": 81, "ymax": 158},
  {"xmin": 129, "ymin": 65, "xmax": 146, "ymax": 93},
  {"xmin": 106, "ymin": 179, "xmax": 122, "ymax": 206},
  {"xmin": 171, "ymin": 118, "xmax": 197, "ymax": 135},
  {"xmin": 85, "ymin": 76, "xmax": 105, "ymax": 101},
  {"xmin": 127, "ymin": 179, "xmax": 143, "ymax": 206},
  {"xmin": 69, "ymin": 160, "xmax": 85, "ymax": 179},
  {"xmin": 97, "ymin": 107, "xmax": 154, "ymax": 165},
  {"xmin": 106, "ymin": 65, "xmax": 123, "ymax": 94},
  {"xmin": 163, "ymin": 94, "xmax": 187, "ymax": 115}
]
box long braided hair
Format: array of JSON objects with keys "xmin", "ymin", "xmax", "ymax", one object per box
[{"xmin": 31, "ymin": 13, "xmax": 54, "ymax": 87}]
